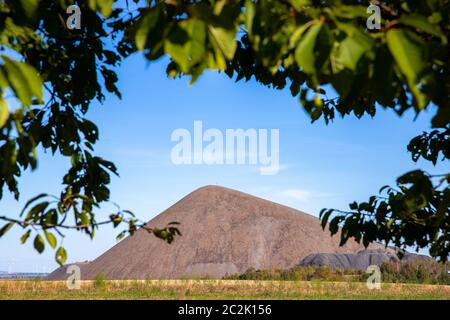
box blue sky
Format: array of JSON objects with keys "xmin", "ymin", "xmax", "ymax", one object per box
[{"xmin": 0, "ymin": 53, "xmax": 445, "ymax": 273}]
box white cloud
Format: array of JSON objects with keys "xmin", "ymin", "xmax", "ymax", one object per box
[
  {"xmin": 279, "ymin": 189, "xmax": 313, "ymax": 202},
  {"xmin": 267, "ymin": 188, "xmax": 336, "ymax": 207}
]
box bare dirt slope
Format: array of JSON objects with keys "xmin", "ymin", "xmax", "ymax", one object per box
[{"xmin": 48, "ymin": 185, "xmax": 380, "ymax": 280}]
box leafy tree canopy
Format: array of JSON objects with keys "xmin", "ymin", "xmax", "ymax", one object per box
[{"xmin": 0, "ymin": 0, "xmax": 448, "ymax": 264}]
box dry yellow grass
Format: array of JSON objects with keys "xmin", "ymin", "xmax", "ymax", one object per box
[{"xmin": 0, "ymin": 280, "xmax": 449, "ymax": 300}]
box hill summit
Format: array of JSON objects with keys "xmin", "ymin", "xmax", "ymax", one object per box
[{"xmin": 49, "ymin": 185, "xmax": 379, "ymax": 279}]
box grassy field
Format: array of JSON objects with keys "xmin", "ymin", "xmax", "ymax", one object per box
[{"xmin": 0, "ymin": 279, "xmax": 449, "ymax": 300}]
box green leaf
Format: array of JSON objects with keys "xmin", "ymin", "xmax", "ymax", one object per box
[
  {"xmin": 134, "ymin": 9, "xmax": 161, "ymax": 51},
  {"xmin": 116, "ymin": 230, "xmax": 127, "ymax": 241},
  {"xmin": 371, "ymin": 46, "xmax": 397, "ymax": 106},
  {"xmin": 110, "ymin": 214, "xmax": 122, "ymax": 227},
  {"xmin": 0, "ymin": 223, "xmax": 14, "ymax": 238},
  {"xmin": 44, "ymin": 231, "xmax": 57, "ymax": 249},
  {"xmin": 20, "ymin": 193, "xmax": 49, "ymax": 217},
  {"xmin": 55, "ymin": 247, "xmax": 67, "ymax": 266},
  {"xmin": 289, "ymin": 0, "xmax": 311, "ymax": 11},
  {"xmin": 88, "ymin": 0, "xmax": 114, "ymax": 18},
  {"xmin": 1, "ymin": 56, "xmax": 43, "ymax": 106},
  {"xmin": 399, "ymin": 14, "xmax": 447, "ymax": 44},
  {"xmin": 335, "ymin": 37, "xmax": 367, "ymax": 71},
  {"xmin": 320, "ymin": 209, "xmax": 333, "ymax": 229},
  {"xmin": 432, "ymin": 104, "xmax": 450, "ymax": 128},
  {"xmin": 25, "ymin": 201, "xmax": 50, "ymax": 220},
  {"xmin": 296, "ymin": 23, "xmax": 322, "ymax": 75},
  {"xmin": 333, "ymin": 24, "xmax": 374, "ymax": 72},
  {"xmin": 295, "ymin": 22, "xmax": 332, "ymax": 85},
  {"xmin": 20, "ymin": 230, "xmax": 31, "ymax": 244},
  {"xmin": 244, "ymin": 0, "xmax": 255, "ymax": 35},
  {"xmin": 332, "ymin": 4, "xmax": 368, "ymax": 19},
  {"xmin": 19, "ymin": 0, "xmax": 39, "ymax": 18},
  {"xmin": 386, "ymin": 29, "xmax": 428, "ymax": 108},
  {"xmin": 208, "ymin": 25, "xmax": 237, "ymax": 60},
  {"xmin": 33, "ymin": 234, "xmax": 45, "ymax": 253},
  {"xmin": 0, "ymin": 99, "xmax": 9, "ymax": 128},
  {"xmin": 44, "ymin": 208, "xmax": 58, "ymax": 226},
  {"xmin": 386, "ymin": 30, "xmax": 426, "ymax": 83},
  {"xmin": 329, "ymin": 216, "xmax": 342, "ymax": 236},
  {"xmin": 165, "ymin": 19, "xmax": 207, "ymax": 73},
  {"xmin": 79, "ymin": 210, "xmax": 90, "ymax": 225}
]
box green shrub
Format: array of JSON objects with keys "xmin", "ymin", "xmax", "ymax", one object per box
[
  {"xmin": 225, "ymin": 260, "xmax": 449, "ymax": 285},
  {"xmin": 224, "ymin": 266, "xmax": 361, "ymax": 282},
  {"xmin": 380, "ymin": 260, "xmax": 449, "ymax": 285},
  {"xmin": 94, "ymin": 272, "xmax": 106, "ymax": 289}
]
